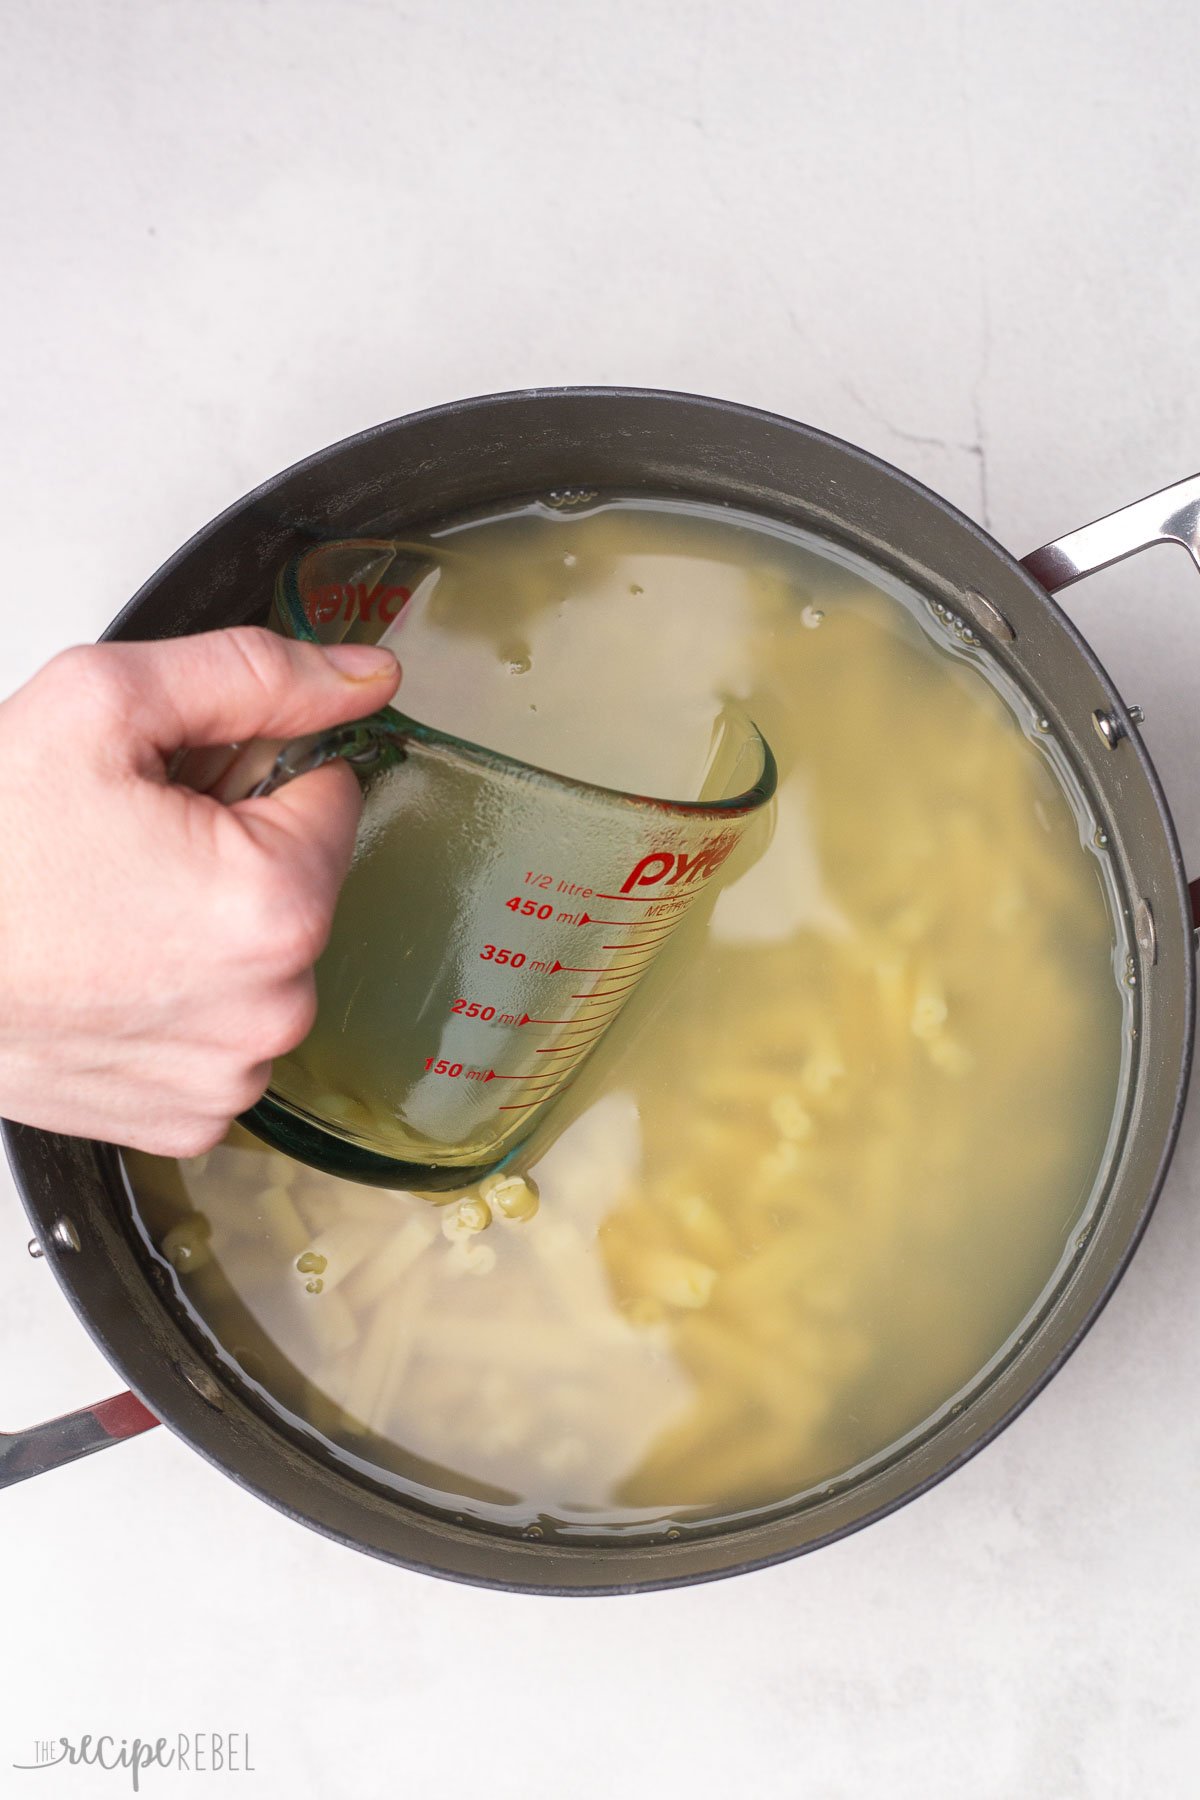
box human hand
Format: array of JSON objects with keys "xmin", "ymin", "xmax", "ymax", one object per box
[{"xmin": 0, "ymin": 628, "xmax": 399, "ymax": 1155}]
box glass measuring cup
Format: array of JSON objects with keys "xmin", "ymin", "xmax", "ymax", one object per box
[{"xmin": 241, "ymin": 541, "xmax": 778, "ymax": 1188}]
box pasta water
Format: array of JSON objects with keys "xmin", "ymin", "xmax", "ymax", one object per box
[{"xmin": 124, "ymin": 497, "xmax": 1129, "ymax": 1542}]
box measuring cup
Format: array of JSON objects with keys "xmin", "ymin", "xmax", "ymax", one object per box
[{"xmin": 237, "ymin": 541, "xmax": 778, "ymax": 1188}]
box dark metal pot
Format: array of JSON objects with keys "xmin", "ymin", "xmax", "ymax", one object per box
[{"xmin": 3, "ymin": 388, "xmax": 1198, "ymax": 1593}]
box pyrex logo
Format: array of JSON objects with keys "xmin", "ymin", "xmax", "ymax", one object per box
[
  {"xmin": 303, "ymin": 583, "xmax": 411, "ymax": 626},
  {"xmin": 619, "ymin": 834, "xmax": 737, "ymax": 895}
]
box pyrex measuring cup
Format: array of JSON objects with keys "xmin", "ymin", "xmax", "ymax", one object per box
[{"xmin": 240, "ymin": 541, "xmax": 778, "ymax": 1188}]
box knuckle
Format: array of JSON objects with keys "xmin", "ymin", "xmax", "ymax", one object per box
[
  {"xmin": 182, "ymin": 1120, "xmax": 230, "ymax": 1157},
  {"xmin": 141, "ymin": 1118, "xmax": 228, "ymax": 1159},
  {"xmin": 218, "ymin": 1063, "xmax": 271, "ymax": 1120},
  {"xmin": 40, "ymin": 644, "xmax": 99, "ymax": 687},
  {"xmin": 222, "ymin": 854, "xmax": 288, "ymax": 950},
  {"xmin": 272, "ymin": 890, "xmax": 333, "ymax": 970},
  {"xmin": 42, "ymin": 645, "xmax": 131, "ymax": 723},
  {"xmin": 224, "ymin": 854, "xmax": 330, "ymax": 971},
  {"xmin": 253, "ymin": 982, "xmax": 318, "ymax": 1061},
  {"xmin": 221, "ymin": 626, "xmax": 295, "ymax": 699}
]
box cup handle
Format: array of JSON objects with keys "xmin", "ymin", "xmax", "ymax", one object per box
[
  {"xmin": 243, "ymin": 714, "xmax": 406, "ymax": 800},
  {"xmin": 174, "ymin": 712, "xmax": 406, "ymax": 804}
]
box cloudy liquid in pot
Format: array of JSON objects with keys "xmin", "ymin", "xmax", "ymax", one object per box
[{"xmin": 123, "ymin": 497, "xmax": 1130, "ymax": 1541}]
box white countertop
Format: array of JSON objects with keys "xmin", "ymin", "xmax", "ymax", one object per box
[{"xmin": 2, "ymin": 2, "xmax": 1199, "ymax": 1794}]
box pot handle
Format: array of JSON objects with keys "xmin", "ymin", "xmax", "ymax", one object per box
[
  {"xmin": 1021, "ymin": 471, "xmax": 1200, "ymax": 592},
  {"xmin": 1021, "ymin": 472, "xmax": 1200, "ymax": 930},
  {"xmin": 0, "ymin": 1391, "xmax": 159, "ymax": 1490}
]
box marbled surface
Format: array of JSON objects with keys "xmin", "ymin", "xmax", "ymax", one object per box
[{"xmin": 2, "ymin": 2, "xmax": 1198, "ymax": 1794}]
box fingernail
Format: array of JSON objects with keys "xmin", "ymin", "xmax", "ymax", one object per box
[{"xmin": 321, "ymin": 644, "xmax": 399, "ymax": 681}]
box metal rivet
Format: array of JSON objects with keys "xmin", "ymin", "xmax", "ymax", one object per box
[
  {"xmin": 960, "ymin": 588, "xmax": 1016, "ymax": 642},
  {"xmin": 1134, "ymin": 899, "xmax": 1158, "ymax": 965},
  {"xmin": 50, "ymin": 1218, "xmax": 82, "ymax": 1253},
  {"xmin": 26, "ymin": 1237, "xmax": 44, "ymax": 1260},
  {"xmin": 1093, "ymin": 709, "xmax": 1127, "ymax": 749},
  {"xmin": 1128, "ymin": 703, "xmax": 1146, "ymax": 726},
  {"xmin": 179, "ymin": 1365, "xmax": 224, "ymax": 1409}
]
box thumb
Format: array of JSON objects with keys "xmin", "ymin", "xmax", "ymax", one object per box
[{"xmin": 99, "ymin": 627, "xmax": 400, "ymax": 759}]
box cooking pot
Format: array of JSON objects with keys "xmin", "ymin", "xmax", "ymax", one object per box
[{"xmin": 3, "ymin": 388, "xmax": 1197, "ymax": 1594}]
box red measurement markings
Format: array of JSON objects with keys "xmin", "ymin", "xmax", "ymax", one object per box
[
  {"xmin": 601, "ymin": 925, "xmax": 680, "ymax": 949},
  {"xmin": 559, "ymin": 944, "xmax": 662, "ymax": 973},
  {"xmin": 521, "ymin": 872, "xmax": 595, "ymax": 897},
  {"xmin": 421, "ymin": 1064, "xmax": 568, "ymax": 1086},
  {"xmin": 479, "ymin": 1067, "xmax": 570, "ymax": 1088},
  {"xmin": 590, "ymin": 877, "xmax": 721, "ymax": 913},
  {"xmin": 499, "ymin": 1085, "xmax": 574, "ymax": 1111},
  {"xmin": 572, "ymin": 909, "xmax": 681, "ymax": 930},
  {"xmin": 538, "ymin": 1022, "xmax": 610, "ymax": 1046},
  {"xmin": 593, "ymin": 889, "xmax": 695, "ymax": 904}
]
